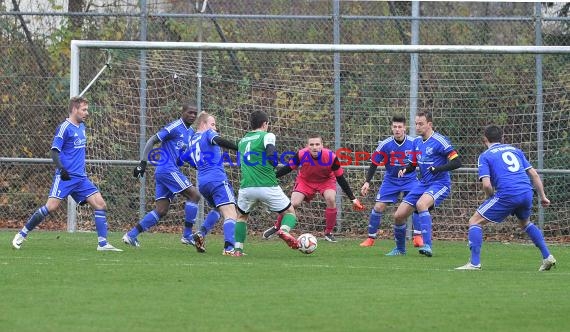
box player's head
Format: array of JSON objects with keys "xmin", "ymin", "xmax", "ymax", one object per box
[
  {"xmin": 391, "ymin": 114, "xmax": 406, "ymax": 140},
  {"xmin": 197, "ymin": 111, "xmax": 216, "ymax": 132},
  {"xmin": 250, "ymin": 110, "xmax": 269, "ymax": 130},
  {"xmin": 181, "ymin": 104, "xmax": 198, "ymax": 126},
  {"xmin": 415, "ymin": 111, "xmax": 433, "ymax": 138},
  {"xmin": 69, "ymin": 96, "xmax": 89, "ymax": 124},
  {"xmin": 484, "ymin": 124, "xmax": 503, "ymax": 144},
  {"xmin": 306, "ymin": 134, "xmax": 323, "ymax": 157}
]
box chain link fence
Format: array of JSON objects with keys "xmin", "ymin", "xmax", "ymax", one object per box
[{"xmin": 1, "ymin": 1, "xmax": 569, "ymax": 242}]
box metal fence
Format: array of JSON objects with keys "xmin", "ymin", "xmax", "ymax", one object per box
[{"xmin": 1, "ymin": 1, "xmax": 569, "ymax": 241}]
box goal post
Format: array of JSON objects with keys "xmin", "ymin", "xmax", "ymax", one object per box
[{"xmin": 69, "ymin": 40, "xmax": 570, "ymax": 242}]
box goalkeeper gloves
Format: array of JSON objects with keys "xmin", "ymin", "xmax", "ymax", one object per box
[
  {"xmin": 352, "ymin": 199, "xmax": 365, "ymax": 211},
  {"xmin": 133, "ymin": 160, "xmax": 147, "ymax": 178},
  {"xmin": 428, "ymin": 166, "xmax": 438, "ymax": 174},
  {"xmin": 59, "ymin": 168, "xmax": 71, "ymax": 181}
]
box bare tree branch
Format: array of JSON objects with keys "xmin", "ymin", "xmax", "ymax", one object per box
[
  {"xmin": 68, "ymin": 0, "xmax": 85, "ymax": 31},
  {"xmin": 10, "ymin": 0, "xmax": 48, "ymax": 76}
]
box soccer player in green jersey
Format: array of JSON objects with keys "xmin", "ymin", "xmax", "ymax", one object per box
[{"xmin": 234, "ymin": 110, "xmax": 299, "ymax": 256}]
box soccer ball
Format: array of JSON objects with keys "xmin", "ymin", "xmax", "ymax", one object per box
[{"xmin": 297, "ymin": 233, "xmax": 317, "ymax": 254}]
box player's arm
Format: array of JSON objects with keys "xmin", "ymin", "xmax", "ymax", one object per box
[
  {"xmin": 50, "ymin": 124, "xmax": 70, "ymax": 181},
  {"xmin": 264, "ymin": 143, "xmax": 278, "ymax": 167},
  {"xmin": 50, "ymin": 148, "xmax": 70, "ymax": 181},
  {"xmin": 275, "ymin": 165, "xmax": 292, "ymax": 178},
  {"xmin": 480, "ymin": 176, "xmax": 494, "ymax": 197},
  {"xmin": 263, "ymin": 132, "xmax": 278, "ymax": 167},
  {"xmin": 212, "ymin": 136, "xmax": 238, "ymax": 150},
  {"xmin": 361, "ymin": 157, "xmax": 378, "ymax": 196},
  {"xmin": 526, "ymin": 167, "xmax": 550, "ymax": 207},
  {"xmin": 275, "ymin": 153, "xmax": 298, "ymax": 178},
  {"xmin": 178, "ymin": 148, "xmax": 196, "ymax": 169},
  {"xmin": 398, "ymin": 162, "xmax": 417, "ymax": 178},
  {"xmin": 428, "ymin": 151, "xmax": 462, "ymax": 173},
  {"xmin": 133, "ymin": 134, "xmax": 160, "ymax": 178},
  {"xmin": 332, "ymin": 157, "xmax": 365, "ymax": 211}
]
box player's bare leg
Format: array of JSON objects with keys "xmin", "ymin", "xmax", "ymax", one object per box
[{"xmin": 264, "ymin": 192, "xmax": 303, "ymax": 239}]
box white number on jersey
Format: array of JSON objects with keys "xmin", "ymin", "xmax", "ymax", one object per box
[
  {"xmin": 501, "ymin": 151, "xmax": 520, "ymax": 172},
  {"xmin": 190, "ymin": 143, "xmax": 201, "ymax": 165},
  {"xmin": 245, "ymin": 142, "xmax": 251, "ymax": 161}
]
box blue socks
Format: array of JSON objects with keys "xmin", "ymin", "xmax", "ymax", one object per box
[
  {"xmin": 468, "ymin": 225, "xmax": 483, "ymax": 265},
  {"xmin": 197, "ymin": 210, "xmax": 234, "ymax": 250},
  {"xmin": 418, "ymin": 210, "xmax": 432, "ymax": 246},
  {"xmin": 223, "ymin": 218, "xmax": 236, "ymax": 250},
  {"xmin": 183, "ymin": 201, "xmax": 199, "ymax": 238},
  {"xmin": 367, "ymin": 209, "xmax": 382, "ymax": 238},
  {"xmin": 524, "ymin": 223, "xmax": 550, "ymax": 259},
  {"xmin": 199, "ymin": 210, "xmax": 221, "ymax": 236},
  {"xmin": 183, "ymin": 222, "xmax": 194, "ymax": 239},
  {"xmin": 22, "ymin": 206, "xmax": 49, "ymax": 235},
  {"xmin": 468, "ymin": 222, "xmax": 550, "ymax": 265},
  {"xmin": 94, "ymin": 209, "xmax": 108, "ymax": 246},
  {"xmin": 129, "ymin": 210, "xmax": 160, "ymax": 238},
  {"xmin": 412, "ymin": 212, "xmax": 421, "ymax": 236},
  {"xmin": 394, "ymin": 224, "xmax": 407, "ymax": 252}
]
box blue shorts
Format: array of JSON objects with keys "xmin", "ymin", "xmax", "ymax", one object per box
[
  {"xmin": 49, "ymin": 174, "xmax": 99, "ymax": 204},
  {"xmin": 477, "ymin": 191, "xmax": 533, "ymax": 223},
  {"xmin": 199, "ymin": 180, "xmax": 236, "ymax": 208},
  {"xmin": 403, "ymin": 181, "xmax": 450, "ymax": 208},
  {"xmin": 155, "ymin": 171, "xmax": 192, "ymax": 201},
  {"xmin": 376, "ymin": 177, "xmax": 418, "ymax": 204}
]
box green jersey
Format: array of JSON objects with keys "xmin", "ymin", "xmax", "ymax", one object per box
[{"xmin": 238, "ymin": 131, "xmax": 278, "ymax": 188}]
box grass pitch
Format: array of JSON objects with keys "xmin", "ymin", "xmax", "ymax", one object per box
[{"xmin": 0, "ymin": 231, "xmax": 567, "ymax": 332}]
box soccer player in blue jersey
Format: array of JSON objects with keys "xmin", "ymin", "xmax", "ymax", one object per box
[
  {"xmin": 456, "ymin": 125, "xmax": 556, "ymax": 271},
  {"xmin": 122, "ymin": 104, "xmax": 205, "ymax": 247},
  {"xmin": 386, "ymin": 111, "xmax": 462, "ymax": 257},
  {"xmin": 179, "ymin": 112, "xmax": 239, "ymax": 255},
  {"xmin": 359, "ymin": 115, "xmax": 423, "ymax": 248},
  {"xmin": 12, "ymin": 96, "xmax": 122, "ymax": 251}
]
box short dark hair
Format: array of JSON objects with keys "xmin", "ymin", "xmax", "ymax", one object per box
[
  {"xmin": 250, "ymin": 110, "xmax": 269, "ymax": 130},
  {"xmin": 181, "ymin": 103, "xmax": 197, "ymax": 115},
  {"xmin": 306, "ymin": 132, "xmax": 322, "ymax": 141},
  {"xmin": 391, "ymin": 114, "xmax": 406, "ymax": 124},
  {"xmin": 69, "ymin": 96, "xmax": 88, "ymax": 113},
  {"xmin": 484, "ymin": 124, "xmax": 503, "ymax": 143},
  {"xmin": 416, "ymin": 111, "xmax": 432, "ymax": 122}
]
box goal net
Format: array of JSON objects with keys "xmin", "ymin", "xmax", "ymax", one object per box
[{"xmin": 71, "ymin": 41, "xmax": 570, "ymax": 242}]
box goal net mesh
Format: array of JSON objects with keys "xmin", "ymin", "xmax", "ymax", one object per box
[{"xmin": 75, "ymin": 46, "xmax": 569, "ymax": 242}]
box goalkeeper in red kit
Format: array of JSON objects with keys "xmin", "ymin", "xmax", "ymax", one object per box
[{"xmin": 262, "ymin": 135, "xmax": 365, "ymax": 242}]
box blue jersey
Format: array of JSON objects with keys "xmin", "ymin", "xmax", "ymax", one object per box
[
  {"xmin": 188, "ymin": 128, "xmax": 227, "ymax": 184},
  {"xmin": 372, "ymin": 135, "xmax": 416, "ymax": 181},
  {"xmin": 413, "ymin": 132, "xmax": 456, "ymax": 185},
  {"xmin": 51, "ymin": 120, "xmax": 87, "ymax": 177},
  {"xmin": 478, "ymin": 143, "xmax": 533, "ymax": 197},
  {"xmin": 155, "ymin": 119, "xmax": 194, "ymax": 174}
]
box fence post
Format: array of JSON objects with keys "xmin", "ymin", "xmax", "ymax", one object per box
[
  {"xmin": 534, "ymin": 3, "xmax": 545, "ymax": 230},
  {"xmin": 407, "ymin": 1, "xmax": 420, "ymax": 238},
  {"xmin": 68, "ymin": 43, "xmax": 80, "ymax": 232},
  {"xmin": 138, "ymin": 0, "xmax": 148, "ymax": 219},
  {"xmin": 332, "ymin": 0, "xmax": 343, "ymax": 232}
]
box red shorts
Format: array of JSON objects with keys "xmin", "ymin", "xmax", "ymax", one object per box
[{"xmin": 293, "ymin": 178, "xmax": 337, "ymax": 202}]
